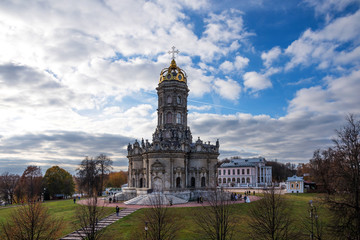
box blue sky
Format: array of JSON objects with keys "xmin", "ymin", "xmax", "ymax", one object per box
[{"xmin": 0, "ymin": 0, "xmax": 360, "ymax": 174}]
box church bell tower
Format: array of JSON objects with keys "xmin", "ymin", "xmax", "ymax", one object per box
[{"xmin": 152, "ymin": 47, "xmax": 192, "ymax": 145}]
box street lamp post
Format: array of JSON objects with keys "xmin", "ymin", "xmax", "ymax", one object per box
[
  {"xmin": 309, "ymin": 200, "xmax": 313, "ymax": 240},
  {"xmin": 43, "ymin": 188, "xmax": 46, "ymax": 202},
  {"xmin": 145, "ymin": 221, "xmax": 148, "ymax": 239}
]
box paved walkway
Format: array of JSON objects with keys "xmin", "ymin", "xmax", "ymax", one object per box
[{"xmin": 59, "ymin": 208, "xmax": 137, "ymax": 240}]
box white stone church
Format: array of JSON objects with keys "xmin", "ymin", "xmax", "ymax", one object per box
[{"xmin": 121, "ymin": 48, "xmax": 219, "ymax": 202}]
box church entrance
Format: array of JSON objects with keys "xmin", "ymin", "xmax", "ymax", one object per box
[{"xmin": 153, "ymin": 177, "xmax": 163, "ymax": 192}]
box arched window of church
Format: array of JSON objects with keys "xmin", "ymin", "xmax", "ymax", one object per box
[
  {"xmin": 176, "ymin": 177, "xmax": 181, "ymax": 188},
  {"xmin": 242, "ymin": 178, "xmax": 245, "ymax": 183},
  {"xmin": 176, "ymin": 113, "xmax": 181, "ymax": 124},
  {"xmin": 167, "ymin": 95, "xmax": 172, "ymax": 104},
  {"xmin": 246, "ymin": 177, "xmax": 250, "ymax": 183},
  {"xmin": 140, "ymin": 178, "xmax": 143, "ymax": 188},
  {"xmin": 166, "ymin": 112, "xmax": 172, "ymax": 123},
  {"xmin": 177, "ymin": 96, "xmax": 181, "ymax": 104},
  {"xmin": 201, "ymin": 177, "xmax": 206, "ymax": 187},
  {"xmin": 191, "ymin": 177, "xmax": 195, "ymax": 187}
]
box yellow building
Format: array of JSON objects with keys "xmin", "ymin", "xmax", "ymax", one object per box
[{"xmin": 286, "ymin": 175, "xmax": 304, "ymax": 193}]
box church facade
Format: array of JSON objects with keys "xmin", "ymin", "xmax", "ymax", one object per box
[{"xmin": 125, "ymin": 54, "xmax": 219, "ymax": 200}]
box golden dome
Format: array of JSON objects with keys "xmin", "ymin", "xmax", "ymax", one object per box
[{"xmin": 159, "ymin": 59, "xmax": 187, "ymax": 83}]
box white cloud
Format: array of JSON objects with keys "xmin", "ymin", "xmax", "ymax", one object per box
[
  {"xmin": 303, "ymin": 0, "xmax": 358, "ymax": 17},
  {"xmin": 243, "ymin": 71, "xmax": 272, "ymax": 92},
  {"xmin": 234, "ymin": 55, "xmax": 250, "ymax": 69},
  {"xmin": 213, "ymin": 78, "xmax": 242, "ymax": 101},
  {"xmin": 219, "ymin": 61, "xmax": 234, "ymax": 72},
  {"xmin": 288, "ymin": 70, "xmax": 360, "ymax": 116},
  {"xmin": 285, "ymin": 9, "xmax": 360, "ymax": 70},
  {"xmin": 219, "ymin": 56, "xmax": 249, "ymax": 73},
  {"xmin": 261, "ymin": 46, "xmax": 281, "ymax": 68}
]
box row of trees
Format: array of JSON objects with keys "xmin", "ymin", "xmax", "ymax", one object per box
[
  {"xmin": 0, "ymin": 154, "xmax": 128, "ymax": 204},
  {"xmin": 0, "ymin": 165, "xmax": 75, "ymax": 203}
]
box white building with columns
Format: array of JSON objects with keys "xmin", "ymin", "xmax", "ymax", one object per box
[{"xmin": 218, "ymin": 158, "xmax": 272, "ymax": 188}]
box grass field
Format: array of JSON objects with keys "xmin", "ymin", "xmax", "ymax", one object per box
[
  {"xmin": 0, "ymin": 193, "xmax": 331, "ymax": 239},
  {"xmin": 102, "ymin": 193, "xmax": 331, "ymax": 240},
  {"xmin": 0, "ymin": 199, "xmax": 115, "ymax": 237}
]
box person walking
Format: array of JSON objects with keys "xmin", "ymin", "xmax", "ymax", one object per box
[
  {"xmin": 116, "ymin": 206, "xmax": 120, "ymax": 217},
  {"xmin": 73, "ymin": 198, "xmax": 76, "ymax": 204}
]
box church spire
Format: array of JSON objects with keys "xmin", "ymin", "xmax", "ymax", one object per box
[{"xmin": 159, "ymin": 47, "xmax": 187, "ymax": 83}]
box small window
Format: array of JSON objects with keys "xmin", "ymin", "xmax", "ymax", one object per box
[
  {"xmin": 201, "ymin": 177, "xmax": 206, "ymax": 187},
  {"xmin": 242, "ymin": 178, "xmax": 245, "ymax": 183},
  {"xmin": 166, "ymin": 112, "xmax": 172, "ymax": 123},
  {"xmin": 223, "ymin": 170, "xmax": 226, "ymax": 175},
  {"xmin": 237, "ymin": 178, "xmax": 240, "ymax": 183},
  {"xmin": 223, "ymin": 178, "xmax": 226, "ymax": 183},
  {"xmin": 232, "ymin": 178, "xmax": 235, "ymax": 182},
  {"xmin": 237, "ymin": 169, "xmax": 240, "ymax": 175},
  {"xmin": 218, "ymin": 178, "xmax": 221, "ymax": 183},
  {"xmin": 242, "ymin": 169, "xmax": 245, "ymax": 174},
  {"xmin": 228, "ymin": 170, "xmax": 230, "ymax": 175},
  {"xmin": 246, "ymin": 177, "xmax": 250, "ymax": 183},
  {"xmin": 167, "ymin": 96, "xmax": 172, "ymax": 104},
  {"xmin": 218, "ymin": 170, "xmax": 221, "ymax": 176},
  {"xmin": 176, "ymin": 113, "xmax": 182, "ymax": 124},
  {"xmin": 296, "ymin": 183, "xmax": 299, "ymax": 188},
  {"xmin": 177, "ymin": 96, "xmax": 181, "ymax": 104},
  {"xmin": 228, "ymin": 178, "xmax": 231, "ymax": 183},
  {"xmin": 232, "ymin": 169, "xmax": 235, "ymax": 175},
  {"xmin": 247, "ymin": 169, "xmax": 250, "ymax": 174},
  {"xmin": 291, "ymin": 184, "xmax": 294, "ymax": 188},
  {"xmin": 176, "ymin": 177, "xmax": 181, "ymax": 188}
]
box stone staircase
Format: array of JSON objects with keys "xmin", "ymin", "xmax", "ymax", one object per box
[
  {"xmin": 59, "ymin": 208, "xmax": 137, "ymax": 240},
  {"xmin": 124, "ymin": 193, "xmax": 188, "ymax": 205}
]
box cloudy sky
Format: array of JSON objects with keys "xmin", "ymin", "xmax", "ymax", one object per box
[{"xmin": 1, "ymin": 0, "xmax": 360, "ymax": 175}]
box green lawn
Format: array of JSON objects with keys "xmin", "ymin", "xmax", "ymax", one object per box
[
  {"xmin": 103, "ymin": 193, "xmax": 331, "ymax": 240},
  {"xmin": 0, "ymin": 194, "xmax": 331, "ymax": 239},
  {"xmin": 0, "ymin": 199, "xmax": 115, "ymax": 237}
]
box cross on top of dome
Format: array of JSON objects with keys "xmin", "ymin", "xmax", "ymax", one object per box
[{"xmin": 168, "ymin": 46, "xmax": 179, "ymax": 60}]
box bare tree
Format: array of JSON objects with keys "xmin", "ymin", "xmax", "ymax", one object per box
[
  {"xmin": 301, "ymin": 200, "xmax": 324, "ymax": 240},
  {"xmin": 77, "ymin": 157, "xmax": 100, "ymax": 196},
  {"xmin": 140, "ymin": 193, "xmax": 180, "ymax": 240},
  {"xmin": 248, "ymin": 187, "xmax": 295, "ymax": 240},
  {"xmin": 309, "ymin": 148, "xmax": 335, "ymax": 194},
  {"xmin": 193, "ymin": 189, "xmax": 236, "ymax": 240},
  {"xmin": 74, "ymin": 195, "xmax": 106, "ymax": 240},
  {"xmin": 0, "ymin": 199, "xmax": 64, "ymax": 240},
  {"xmin": 96, "ymin": 154, "xmax": 113, "ymax": 196},
  {"xmin": 15, "ymin": 165, "xmax": 43, "ymax": 202},
  {"xmin": 325, "ymin": 114, "xmax": 360, "ymax": 239},
  {"xmin": 0, "ymin": 172, "xmax": 20, "ymax": 204}
]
